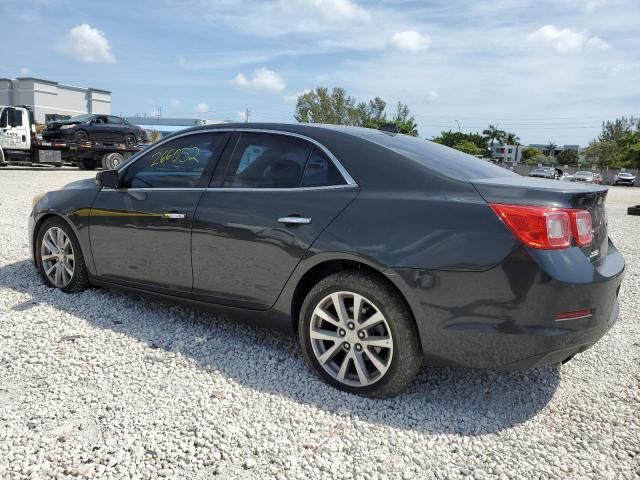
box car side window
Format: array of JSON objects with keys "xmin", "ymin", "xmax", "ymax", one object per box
[
  {"xmin": 223, "ymin": 133, "xmax": 311, "ymax": 188},
  {"xmin": 122, "ymin": 133, "xmax": 225, "ymax": 189},
  {"xmin": 301, "ymin": 147, "xmax": 346, "ymax": 187},
  {"xmin": 108, "ymin": 116, "xmax": 124, "ymax": 125}
]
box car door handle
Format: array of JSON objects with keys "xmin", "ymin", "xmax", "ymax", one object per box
[
  {"xmin": 162, "ymin": 212, "xmax": 186, "ymax": 219},
  {"xmin": 278, "ymin": 216, "xmax": 312, "ymax": 225}
]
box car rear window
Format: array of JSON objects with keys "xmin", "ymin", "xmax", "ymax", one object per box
[{"xmin": 359, "ymin": 131, "xmax": 517, "ymax": 180}]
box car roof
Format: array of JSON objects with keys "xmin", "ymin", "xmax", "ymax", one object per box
[{"xmin": 174, "ymin": 122, "xmax": 515, "ymax": 188}]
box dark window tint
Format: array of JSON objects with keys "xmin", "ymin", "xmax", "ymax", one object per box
[
  {"xmin": 224, "ymin": 133, "xmax": 311, "ymax": 188},
  {"xmin": 302, "ymin": 147, "xmax": 346, "ymax": 187},
  {"xmin": 108, "ymin": 116, "xmax": 124, "ymax": 125},
  {"xmin": 93, "ymin": 116, "xmax": 108, "ymax": 124},
  {"xmin": 9, "ymin": 108, "xmax": 23, "ymax": 127},
  {"xmin": 122, "ymin": 133, "xmax": 225, "ymax": 188},
  {"xmin": 0, "ymin": 108, "xmax": 9, "ymax": 128}
]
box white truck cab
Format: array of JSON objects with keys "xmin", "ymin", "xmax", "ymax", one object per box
[{"xmin": 0, "ymin": 106, "xmax": 33, "ymax": 157}]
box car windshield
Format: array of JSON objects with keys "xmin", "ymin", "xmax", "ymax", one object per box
[
  {"xmin": 619, "ymin": 173, "xmax": 633, "ymax": 177},
  {"xmin": 68, "ymin": 114, "xmax": 94, "ymax": 123}
]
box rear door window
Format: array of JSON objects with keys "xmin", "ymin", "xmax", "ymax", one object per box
[
  {"xmin": 301, "ymin": 147, "xmax": 346, "ymax": 187},
  {"xmin": 223, "ymin": 133, "xmax": 311, "ymax": 188}
]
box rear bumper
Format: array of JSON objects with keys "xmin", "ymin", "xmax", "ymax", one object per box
[{"xmin": 391, "ymin": 240, "xmax": 624, "ymax": 370}]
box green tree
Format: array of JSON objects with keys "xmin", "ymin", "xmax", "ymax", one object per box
[
  {"xmin": 584, "ymin": 116, "xmax": 640, "ymax": 168},
  {"xmin": 295, "ymin": 87, "xmax": 419, "ymax": 136},
  {"xmin": 452, "ymin": 140, "xmax": 483, "ymax": 155},
  {"xmin": 504, "ymin": 132, "xmax": 520, "ymax": 145},
  {"xmin": 546, "ymin": 141, "xmax": 558, "ymax": 162},
  {"xmin": 521, "ymin": 146, "xmax": 544, "ymax": 165},
  {"xmin": 557, "ymin": 148, "xmax": 579, "ymax": 166},
  {"xmin": 432, "ymin": 130, "xmax": 489, "ymax": 155},
  {"xmin": 482, "ymin": 125, "xmax": 506, "ymax": 158}
]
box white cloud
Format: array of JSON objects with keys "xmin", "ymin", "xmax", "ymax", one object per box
[
  {"xmin": 19, "ymin": 67, "xmax": 31, "ymax": 75},
  {"xmin": 283, "ymin": 89, "xmax": 311, "ymax": 103},
  {"xmin": 194, "ymin": 102, "xmax": 209, "ymax": 113},
  {"xmin": 389, "ymin": 31, "xmax": 430, "ymax": 52},
  {"xmin": 527, "ymin": 25, "xmax": 610, "ymax": 53},
  {"xmin": 281, "ymin": 0, "xmax": 370, "ymax": 25},
  {"xmin": 426, "ymin": 90, "xmax": 440, "ymax": 103},
  {"xmin": 60, "ymin": 24, "xmax": 116, "ymax": 63},
  {"xmin": 233, "ymin": 68, "xmax": 286, "ymax": 92}
]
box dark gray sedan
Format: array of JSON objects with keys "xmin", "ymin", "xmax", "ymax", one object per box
[{"xmin": 29, "ymin": 123, "xmax": 624, "ymax": 397}]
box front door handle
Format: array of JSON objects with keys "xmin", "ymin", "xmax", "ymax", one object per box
[
  {"xmin": 162, "ymin": 212, "xmax": 186, "ymax": 219},
  {"xmin": 278, "ymin": 216, "xmax": 312, "ymax": 225}
]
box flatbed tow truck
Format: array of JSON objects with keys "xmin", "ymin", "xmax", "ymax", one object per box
[{"xmin": 0, "ymin": 105, "xmax": 144, "ymax": 170}]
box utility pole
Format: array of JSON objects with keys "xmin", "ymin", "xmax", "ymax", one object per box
[
  {"xmin": 244, "ymin": 108, "xmax": 251, "ymax": 123},
  {"xmin": 157, "ymin": 106, "xmax": 162, "ymax": 120},
  {"xmin": 455, "ymin": 120, "xmax": 461, "ymax": 132}
]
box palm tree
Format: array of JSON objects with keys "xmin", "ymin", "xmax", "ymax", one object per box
[
  {"xmin": 483, "ymin": 125, "xmax": 506, "ymax": 158},
  {"xmin": 546, "ymin": 141, "xmax": 558, "ymax": 161},
  {"xmin": 504, "ymin": 132, "xmax": 520, "ymax": 145}
]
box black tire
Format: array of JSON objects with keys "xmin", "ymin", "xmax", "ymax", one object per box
[
  {"xmin": 628, "ymin": 205, "xmax": 640, "ymax": 216},
  {"xmin": 78, "ymin": 159, "xmax": 97, "ymax": 170},
  {"xmin": 35, "ymin": 218, "xmax": 89, "ymax": 293},
  {"xmin": 102, "ymin": 152, "xmax": 124, "ymax": 170},
  {"xmin": 124, "ymin": 134, "xmax": 136, "ymax": 147},
  {"xmin": 75, "ymin": 130, "xmax": 89, "ymax": 142},
  {"xmin": 0, "ymin": 163, "xmax": 8, "ymax": 168},
  {"xmin": 299, "ymin": 271, "xmax": 422, "ymax": 398}
]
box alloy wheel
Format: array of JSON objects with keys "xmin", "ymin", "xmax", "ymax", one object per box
[
  {"xmin": 309, "ymin": 291, "xmax": 393, "ymax": 387},
  {"xmin": 40, "ymin": 227, "xmax": 75, "ymax": 288}
]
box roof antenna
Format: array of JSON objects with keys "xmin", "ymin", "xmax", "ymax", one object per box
[{"xmin": 378, "ymin": 122, "xmax": 399, "ymax": 135}]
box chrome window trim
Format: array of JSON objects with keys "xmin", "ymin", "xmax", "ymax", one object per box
[
  {"xmin": 101, "ymin": 185, "xmax": 357, "ymax": 193},
  {"xmin": 117, "ymin": 127, "xmax": 358, "ymax": 188}
]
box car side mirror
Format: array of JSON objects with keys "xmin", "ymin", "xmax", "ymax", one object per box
[{"xmin": 96, "ymin": 169, "xmax": 120, "ymax": 189}]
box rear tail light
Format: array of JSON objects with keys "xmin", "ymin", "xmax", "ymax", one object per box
[
  {"xmin": 555, "ymin": 309, "xmax": 593, "ymax": 321},
  {"xmin": 490, "ymin": 204, "xmax": 592, "ymax": 250}
]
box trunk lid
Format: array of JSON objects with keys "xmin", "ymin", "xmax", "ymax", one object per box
[{"xmin": 471, "ymin": 176, "xmax": 608, "ymax": 262}]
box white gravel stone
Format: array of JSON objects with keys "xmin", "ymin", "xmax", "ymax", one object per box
[{"xmin": 0, "ymin": 167, "xmax": 639, "ymax": 480}]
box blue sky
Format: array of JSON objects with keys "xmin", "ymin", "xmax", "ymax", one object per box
[{"xmin": 2, "ymin": 0, "xmax": 639, "ymax": 145}]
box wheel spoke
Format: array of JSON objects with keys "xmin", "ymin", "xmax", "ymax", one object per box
[
  {"xmin": 54, "ymin": 264, "xmax": 63, "ymax": 285},
  {"xmin": 45, "ymin": 263, "xmax": 57, "ymax": 275},
  {"xmin": 358, "ymin": 311, "xmax": 385, "ymax": 331},
  {"xmin": 352, "ymin": 351, "xmax": 369, "ymax": 385},
  {"xmin": 65, "ymin": 254, "xmax": 75, "ymax": 263},
  {"xmin": 314, "ymin": 308, "xmax": 341, "ymax": 328},
  {"xmin": 62, "ymin": 262, "xmax": 74, "ymax": 277},
  {"xmin": 336, "ymin": 352, "xmax": 351, "ymax": 381},
  {"xmin": 363, "ymin": 336, "xmax": 392, "ymax": 349},
  {"xmin": 41, "ymin": 254, "xmax": 57, "ymax": 261},
  {"xmin": 309, "ymin": 328, "xmax": 342, "ymax": 342},
  {"xmin": 56, "ymin": 228, "xmax": 64, "ymax": 249},
  {"xmin": 316, "ymin": 342, "xmax": 342, "ymax": 365},
  {"xmin": 43, "ymin": 237, "xmax": 57, "ymax": 254},
  {"xmin": 364, "ymin": 349, "xmax": 388, "ymax": 374},
  {"xmin": 331, "ymin": 293, "xmax": 349, "ymax": 325},
  {"xmin": 352, "ymin": 293, "xmax": 363, "ymax": 324}
]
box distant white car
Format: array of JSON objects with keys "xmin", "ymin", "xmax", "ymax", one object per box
[
  {"xmin": 574, "ymin": 171, "xmax": 595, "ymax": 183},
  {"xmin": 614, "ymin": 172, "xmax": 636, "ymax": 186}
]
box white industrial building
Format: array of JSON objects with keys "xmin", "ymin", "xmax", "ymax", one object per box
[{"xmin": 0, "ymin": 77, "xmax": 111, "ymax": 124}]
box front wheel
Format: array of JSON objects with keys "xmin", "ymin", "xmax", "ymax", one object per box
[
  {"xmin": 74, "ymin": 130, "xmax": 89, "ymax": 143},
  {"xmin": 36, "ymin": 218, "xmax": 89, "ymax": 293},
  {"xmin": 299, "ymin": 271, "xmax": 422, "ymax": 398},
  {"xmin": 124, "ymin": 134, "xmax": 136, "ymax": 147}
]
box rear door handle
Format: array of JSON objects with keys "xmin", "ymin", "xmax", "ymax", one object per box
[
  {"xmin": 162, "ymin": 212, "xmax": 186, "ymax": 219},
  {"xmin": 278, "ymin": 216, "xmax": 312, "ymax": 225}
]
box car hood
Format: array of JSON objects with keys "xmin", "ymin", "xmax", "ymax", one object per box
[
  {"xmin": 61, "ymin": 178, "xmax": 99, "ymax": 190},
  {"xmin": 46, "ymin": 120, "xmax": 82, "ymax": 129}
]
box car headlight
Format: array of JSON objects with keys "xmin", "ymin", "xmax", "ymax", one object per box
[
  {"xmin": 59, "ymin": 124, "xmax": 76, "ymax": 130},
  {"xmin": 32, "ymin": 192, "xmax": 46, "ymax": 208}
]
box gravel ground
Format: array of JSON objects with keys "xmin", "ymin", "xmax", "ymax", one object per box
[{"xmin": 0, "ymin": 166, "xmax": 638, "ymax": 480}]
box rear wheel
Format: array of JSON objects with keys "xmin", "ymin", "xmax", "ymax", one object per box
[
  {"xmin": 36, "ymin": 218, "xmax": 88, "ymax": 293},
  {"xmin": 74, "ymin": 130, "xmax": 89, "ymax": 143},
  {"xmin": 102, "ymin": 152, "xmax": 124, "ymax": 170},
  {"xmin": 299, "ymin": 271, "xmax": 422, "ymax": 398}
]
